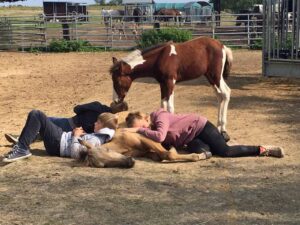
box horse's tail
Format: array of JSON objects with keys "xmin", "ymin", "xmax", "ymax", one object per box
[{"xmin": 223, "ymin": 45, "xmax": 233, "ymax": 80}]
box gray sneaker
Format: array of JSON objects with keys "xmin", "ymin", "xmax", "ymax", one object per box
[
  {"xmin": 4, "ymin": 133, "xmax": 19, "ymax": 145},
  {"xmin": 3, "ymin": 145, "xmax": 32, "ymax": 163},
  {"xmin": 260, "ymin": 146, "xmax": 284, "ymax": 158}
]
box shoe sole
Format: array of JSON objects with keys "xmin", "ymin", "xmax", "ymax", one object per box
[
  {"xmin": 2, "ymin": 153, "xmax": 32, "ymax": 163},
  {"xmin": 4, "ymin": 134, "xmax": 19, "ymax": 145}
]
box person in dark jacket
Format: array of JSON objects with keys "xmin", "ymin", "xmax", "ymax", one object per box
[{"xmin": 4, "ymin": 101, "xmax": 128, "ymax": 144}]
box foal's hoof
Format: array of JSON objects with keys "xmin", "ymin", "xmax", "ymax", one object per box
[{"xmin": 221, "ymin": 131, "xmax": 230, "ymax": 142}]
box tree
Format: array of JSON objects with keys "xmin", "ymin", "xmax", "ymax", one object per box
[
  {"xmin": 94, "ymin": 0, "xmax": 106, "ymax": 5},
  {"xmin": 108, "ymin": 0, "xmax": 122, "ymax": 6},
  {"xmin": 221, "ymin": 0, "xmax": 262, "ymax": 13}
]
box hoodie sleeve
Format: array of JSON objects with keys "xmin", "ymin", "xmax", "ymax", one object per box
[
  {"xmin": 73, "ymin": 101, "xmax": 112, "ymax": 114},
  {"xmin": 70, "ymin": 137, "xmax": 87, "ymax": 159},
  {"xmin": 96, "ymin": 128, "xmax": 115, "ymax": 143},
  {"xmin": 137, "ymin": 110, "xmax": 169, "ymax": 143}
]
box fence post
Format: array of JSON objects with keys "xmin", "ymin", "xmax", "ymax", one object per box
[
  {"xmin": 110, "ymin": 15, "xmax": 113, "ymax": 49},
  {"xmin": 43, "ymin": 15, "xmax": 48, "ymax": 51},
  {"xmin": 247, "ymin": 14, "xmax": 250, "ymax": 47},
  {"xmin": 75, "ymin": 15, "xmax": 78, "ymax": 41},
  {"xmin": 212, "ymin": 12, "xmax": 216, "ymax": 39}
]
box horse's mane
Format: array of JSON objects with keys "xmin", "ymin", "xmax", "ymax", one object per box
[
  {"xmin": 110, "ymin": 42, "xmax": 173, "ymax": 73},
  {"xmin": 110, "ymin": 50, "xmax": 144, "ymax": 73},
  {"xmin": 110, "ymin": 61, "xmax": 121, "ymax": 75}
]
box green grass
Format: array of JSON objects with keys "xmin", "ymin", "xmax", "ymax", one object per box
[{"xmin": 0, "ymin": 6, "xmax": 42, "ymax": 17}]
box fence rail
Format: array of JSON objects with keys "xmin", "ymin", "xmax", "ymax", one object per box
[{"xmin": 0, "ymin": 13, "xmax": 264, "ymax": 51}]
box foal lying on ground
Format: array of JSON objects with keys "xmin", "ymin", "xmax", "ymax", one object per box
[
  {"xmin": 78, "ymin": 111, "xmax": 209, "ymax": 168},
  {"xmin": 79, "ymin": 130, "xmax": 209, "ymax": 168}
]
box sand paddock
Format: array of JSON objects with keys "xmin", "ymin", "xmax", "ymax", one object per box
[{"xmin": 0, "ymin": 50, "xmax": 299, "ymax": 225}]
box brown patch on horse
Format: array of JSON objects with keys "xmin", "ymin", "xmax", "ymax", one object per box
[{"xmin": 141, "ymin": 41, "xmax": 173, "ymax": 55}]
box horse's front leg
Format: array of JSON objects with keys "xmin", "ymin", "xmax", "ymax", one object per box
[{"xmin": 160, "ymin": 79, "xmax": 176, "ymax": 113}]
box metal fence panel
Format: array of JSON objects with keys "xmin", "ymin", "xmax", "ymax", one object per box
[
  {"xmin": 0, "ymin": 13, "xmax": 263, "ymax": 51},
  {"xmin": 0, "ymin": 16, "xmax": 45, "ymax": 51},
  {"xmin": 263, "ymin": 0, "xmax": 300, "ymax": 77}
]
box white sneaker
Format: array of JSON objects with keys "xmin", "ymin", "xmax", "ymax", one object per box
[{"xmin": 260, "ymin": 146, "xmax": 284, "ymax": 158}]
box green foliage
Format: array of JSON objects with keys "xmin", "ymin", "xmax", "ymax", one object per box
[
  {"xmin": 48, "ymin": 39, "xmax": 93, "ymax": 52},
  {"xmin": 137, "ymin": 28, "xmax": 192, "ymax": 49},
  {"xmin": 20, "ymin": 40, "xmax": 107, "ymax": 52},
  {"xmin": 108, "ymin": 0, "xmax": 122, "ymax": 5},
  {"xmin": 250, "ymin": 39, "xmax": 262, "ymax": 50},
  {"xmin": 94, "ymin": 0, "xmax": 106, "ymax": 5},
  {"xmin": 46, "ymin": 40, "xmax": 103, "ymax": 52},
  {"xmin": 221, "ymin": 0, "xmax": 262, "ymax": 13}
]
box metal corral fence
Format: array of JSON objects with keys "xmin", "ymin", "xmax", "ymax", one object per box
[
  {"xmin": 0, "ymin": 16, "xmax": 45, "ymax": 50},
  {"xmin": 263, "ymin": 0, "xmax": 300, "ymax": 77},
  {"xmin": 0, "ymin": 13, "xmax": 263, "ymax": 51}
]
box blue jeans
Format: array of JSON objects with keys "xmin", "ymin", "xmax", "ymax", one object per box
[
  {"xmin": 18, "ymin": 110, "xmax": 63, "ymax": 156},
  {"xmin": 48, "ymin": 117, "xmax": 72, "ymax": 132}
]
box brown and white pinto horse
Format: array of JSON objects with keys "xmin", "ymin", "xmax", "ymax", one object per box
[{"xmin": 110, "ymin": 37, "xmax": 233, "ymax": 141}]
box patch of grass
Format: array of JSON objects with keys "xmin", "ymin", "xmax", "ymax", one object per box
[{"xmin": 20, "ymin": 40, "xmax": 110, "ymax": 52}]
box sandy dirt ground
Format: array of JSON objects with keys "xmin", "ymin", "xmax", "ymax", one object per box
[{"xmin": 0, "ymin": 49, "xmax": 299, "ymax": 225}]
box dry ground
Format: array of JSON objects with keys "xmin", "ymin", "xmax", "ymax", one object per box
[{"xmin": 0, "ymin": 50, "xmax": 299, "ymax": 225}]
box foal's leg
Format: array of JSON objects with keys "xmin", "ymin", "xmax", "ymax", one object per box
[
  {"xmin": 213, "ymin": 48, "xmax": 231, "ymax": 141},
  {"xmin": 139, "ymin": 135, "xmax": 206, "ymax": 162},
  {"xmin": 167, "ymin": 147, "xmax": 207, "ymax": 162},
  {"xmin": 160, "ymin": 79, "xmax": 176, "ymax": 113}
]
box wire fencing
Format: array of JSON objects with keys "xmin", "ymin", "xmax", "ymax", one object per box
[{"xmin": 0, "ymin": 13, "xmax": 263, "ymax": 51}]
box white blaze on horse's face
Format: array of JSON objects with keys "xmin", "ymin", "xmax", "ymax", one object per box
[
  {"xmin": 122, "ymin": 50, "xmax": 146, "ymax": 69},
  {"xmin": 169, "ymin": 45, "xmax": 177, "ymax": 56},
  {"xmin": 113, "ymin": 88, "xmax": 118, "ymax": 102}
]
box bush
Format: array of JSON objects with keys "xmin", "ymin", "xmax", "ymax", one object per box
[
  {"xmin": 250, "ymin": 39, "xmax": 262, "ymax": 50},
  {"xmin": 48, "ymin": 39, "xmax": 93, "ymax": 52},
  {"xmin": 137, "ymin": 28, "xmax": 192, "ymax": 49}
]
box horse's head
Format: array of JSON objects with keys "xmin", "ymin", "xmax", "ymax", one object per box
[
  {"xmin": 78, "ymin": 139, "xmax": 135, "ymax": 168},
  {"xmin": 110, "ymin": 57, "xmax": 133, "ymax": 103}
]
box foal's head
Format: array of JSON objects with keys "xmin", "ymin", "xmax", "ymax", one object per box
[{"xmin": 110, "ymin": 57, "xmax": 133, "ymax": 103}]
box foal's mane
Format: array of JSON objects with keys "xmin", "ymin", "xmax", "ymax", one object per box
[
  {"xmin": 110, "ymin": 61, "xmax": 121, "ymax": 75},
  {"xmin": 110, "ymin": 41, "xmax": 172, "ymax": 74}
]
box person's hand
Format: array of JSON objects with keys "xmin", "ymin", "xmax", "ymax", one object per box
[
  {"xmin": 122, "ymin": 128, "xmax": 139, "ymax": 133},
  {"xmin": 73, "ymin": 127, "xmax": 86, "ymax": 137}
]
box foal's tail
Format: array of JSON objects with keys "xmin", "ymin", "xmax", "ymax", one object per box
[{"xmin": 223, "ymin": 46, "xmax": 233, "ymax": 80}]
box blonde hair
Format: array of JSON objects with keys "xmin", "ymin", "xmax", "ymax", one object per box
[
  {"xmin": 125, "ymin": 111, "xmax": 146, "ymax": 128},
  {"xmin": 98, "ymin": 113, "xmax": 118, "ymax": 130}
]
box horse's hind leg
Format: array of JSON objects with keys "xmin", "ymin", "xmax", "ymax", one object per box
[
  {"xmin": 167, "ymin": 147, "xmax": 207, "ymax": 162},
  {"xmin": 160, "ymin": 79, "xmax": 176, "ymax": 113},
  {"xmin": 213, "ymin": 48, "xmax": 231, "ymax": 141}
]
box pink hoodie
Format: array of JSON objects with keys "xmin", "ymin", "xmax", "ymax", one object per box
[{"xmin": 137, "ymin": 109, "xmax": 208, "ymax": 148}]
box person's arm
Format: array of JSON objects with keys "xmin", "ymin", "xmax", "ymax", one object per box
[
  {"xmin": 70, "ymin": 127, "xmax": 86, "ymax": 159},
  {"xmin": 74, "ymin": 101, "xmax": 112, "ymax": 114},
  {"xmin": 137, "ymin": 112, "xmax": 169, "ymax": 143}
]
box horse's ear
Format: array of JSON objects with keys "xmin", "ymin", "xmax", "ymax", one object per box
[
  {"xmin": 78, "ymin": 139, "xmax": 92, "ymax": 149},
  {"xmin": 112, "ymin": 57, "xmax": 118, "ymax": 64}
]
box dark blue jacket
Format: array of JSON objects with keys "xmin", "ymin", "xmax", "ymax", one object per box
[{"xmin": 73, "ymin": 101, "xmax": 112, "ymax": 133}]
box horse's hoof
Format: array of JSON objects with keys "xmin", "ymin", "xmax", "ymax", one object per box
[{"xmin": 221, "ymin": 131, "xmax": 230, "ymax": 142}]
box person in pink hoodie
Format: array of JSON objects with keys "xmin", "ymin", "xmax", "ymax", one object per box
[{"xmin": 123, "ymin": 109, "xmax": 284, "ymax": 158}]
